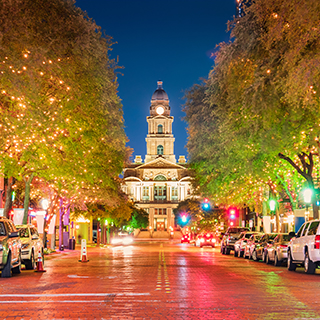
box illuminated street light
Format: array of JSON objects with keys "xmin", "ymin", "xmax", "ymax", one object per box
[
  {"xmin": 303, "ymin": 188, "xmax": 313, "ymax": 204},
  {"xmin": 269, "ymin": 199, "xmax": 276, "ymax": 212},
  {"xmin": 41, "ymin": 198, "xmax": 49, "ymax": 210}
]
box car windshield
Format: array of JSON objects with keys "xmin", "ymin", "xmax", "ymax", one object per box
[
  {"xmin": 268, "ymin": 234, "xmax": 277, "ymax": 240},
  {"xmin": 17, "ymin": 227, "xmax": 29, "ymax": 238},
  {"xmin": 255, "ymin": 235, "xmax": 263, "ymax": 241},
  {"xmin": 282, "ymin": 234, "xmax": 294, "ymax": 241},
  {"xmin": 245, "ymin": 233, "xmax": 253, "ymax": 239},
  {"xmin": 0, "ymin": 222, "xmax": 5, "ymax": 236}
]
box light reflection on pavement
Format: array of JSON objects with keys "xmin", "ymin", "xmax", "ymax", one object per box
[{"xmin": 0, "ymin": 242, "xmax": 320, "ymax": 319}]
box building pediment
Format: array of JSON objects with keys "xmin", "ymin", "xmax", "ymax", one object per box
[{"xmin": 135, "ymin": 157, "xmax": 186, "ymax": 170}]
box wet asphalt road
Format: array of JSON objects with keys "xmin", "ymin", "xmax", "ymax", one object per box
[{"xmin": 1, "ymin": 241, "xmax": 320, "ymax": 319}]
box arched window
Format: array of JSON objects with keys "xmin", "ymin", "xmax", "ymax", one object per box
[
  {"xmin": 158, "ymin": 124, "xmax": 163, "ymax": 133},
  {"xmin": 154, "ymin": 175, "xmax": 166, "ymax": 181},
  {"xmin": 157, "ymin": 145, "xmax": 163, "ymax": 155}
]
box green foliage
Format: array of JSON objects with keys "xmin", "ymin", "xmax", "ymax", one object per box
[
  {"xmin": 184, "ymin": 0, "xmax": 320, "ymax": 214},
  {"xmin": 0, "ymin": 0, "xmax": 127, "ymax": 220},
  {"xmin": 128, "ymin": 207, "xmax": 149, "ymax": 230}
]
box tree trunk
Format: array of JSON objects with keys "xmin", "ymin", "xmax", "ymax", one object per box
[
  {"xmin": 23, "ymin": 173, "xmax": 34, "ymax": 224},
  {"xmin": 3, "ymin": 177, "xmax": 15, "ymax": 218},
  {"xmin": 59, "ymin": 198, "xmax": 64, "ymax": 250},
  {"xmin": 97, "ymin": 221, "xmax": 100, "ymax": 246}
]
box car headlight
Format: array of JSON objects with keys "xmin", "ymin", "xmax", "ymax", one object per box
[
  {"xmin": 111, "ymin": 239, "xmax": 121, "ymax": 244},
  {"xmin": 123, "ymin": 237, "xmax": 133, "ymax": 245},
  {"xmin": 22, "ymin": 243, "xmax": 30, "ymax": 249}
]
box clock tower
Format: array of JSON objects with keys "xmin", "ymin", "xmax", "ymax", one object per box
[{"xmin": 145, "ymin": 81, "xmax": 176, "ymax": 163}]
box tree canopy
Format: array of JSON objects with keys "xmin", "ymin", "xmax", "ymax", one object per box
[
  {"xmin": 0, "ymin": 0, "xmax": 126, "ymax": 220},
  {"xmin": 184, "ymin": 0, "xmax": 320, "ymax": 219}
]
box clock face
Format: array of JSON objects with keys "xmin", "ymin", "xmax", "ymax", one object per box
[{"xmin": 156, "ymin": 106, "xmax": 164, "ymax": 115}]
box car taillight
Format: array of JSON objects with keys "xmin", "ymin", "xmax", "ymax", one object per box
[
  {"xmin": 279, "ymin": 244, "xmax": 287, "ymax": 248},
  {"xmin": 315, "ymin": 235, "xmax": 320, "ymax": 249},
  {"xmin": 200, "ymin": 238, "xmax": 205, "ymax": 243},
  {"xmin": 212, "ymin": 238, "xmax": 216, "ymax": 243},
  {"xmin": 206, "ymin": 233, "xmax": 210, "ymax": 237}
]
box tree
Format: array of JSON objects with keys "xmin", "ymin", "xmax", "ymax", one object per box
[
  {"xmin": 184, "ymin": 0, "xmax": 320, "ymax": 220},
  {"xmin": 127, "ymin": 207, "xmax": 149, "ymax": 230},
  {"xmin": 0, "ymin": 0, "xmax": 126, "ymax": 222}
]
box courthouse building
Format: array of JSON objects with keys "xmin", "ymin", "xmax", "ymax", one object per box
[{"xmin": 123, "ymin": 81, "xmax": 192, "ymax": 234}]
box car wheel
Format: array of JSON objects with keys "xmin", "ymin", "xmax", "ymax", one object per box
[
  {"xmin": 1, "ymin": 251, "xmax": 12, "ymax": 278},
  {"xmin": 220, "ymin": 244, "xmax": 224, "ymax": 253},
  {"xmin": 26, "ymin": 251, "xmax": 36, "ymax": 270},
  {"xmin": 12, "ymin": 253, "xmax": 21, "ymax": 274},
  {"xmin": 262, "ymin": 250, "xmax": 267, "ymax": 263},
  {"xmin": 226, "ymin": 248, "xmax": 230, "ymax": 255},
  {"xmin": 266, "ymin": 253, "xmax": 271, "ymax": 265},
  {"xmin": 287, "ymin": 250, "xmax": 296, "ymax": 271},
  {"xmin": 252, "ymin": 250, "xmax": 258, "ymax": 261},
  {"xmin": 304, "ymin": 251, "xmax": 316, "ymax": 274},
  {"xmin": 274, "ymin": 253, "xmax": 281, "ymax": 267},
  {"xmin": 238, "ymin": 250, "xmax": 243, "ymax": 258},
  {"xmin": 234, "ymin": 249, "xmax": 238, "ymax": 257}
]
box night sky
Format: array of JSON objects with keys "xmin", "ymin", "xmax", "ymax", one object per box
[{"xmin": 75, "ymin": 0, "xmax": 236, "ymax": 161}]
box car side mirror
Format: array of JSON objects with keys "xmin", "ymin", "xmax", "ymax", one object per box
[{"xmin": 9, "ymin": 231, "xmax": 19, "ymax": 238}]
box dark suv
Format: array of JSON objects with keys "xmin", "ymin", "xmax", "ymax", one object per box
[
  {"xmin": 221, "ymin": 226, "xmax": 250, "ymax": 255},
  {"xmin": 0, "ymin": 217, "xmax": 22, "ymax": 277}
]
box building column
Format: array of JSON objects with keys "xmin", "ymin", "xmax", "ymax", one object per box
[
  {"xmin": 149, "ymin": 208, "xmax": 155, "ymax": 229},
  {"xmin": 150, "ymin": 185, "xmax": 154, "ymax": 201}
]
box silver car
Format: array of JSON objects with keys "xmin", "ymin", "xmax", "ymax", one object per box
[
  {"xmin": 16, "ymin": 224, "xmax": 43, "ymax": 270},
  {"xmin": 234, "ymin": 232, "xmax": 256, "ymax": 258},
  {"xmin": 266, "ymin": 233, "xmax": 294, "ymax": 266}
]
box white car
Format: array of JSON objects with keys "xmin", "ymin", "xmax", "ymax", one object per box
[
  {"xmin": 111, "ymin": 233, "xmax": 133, "ymax": 246},
  {"xmin": 287, "ymin": 219, "xmax": 320, "ymax": 274},
  {"xmin": 16, "ymin": 225, "xmax": 43, "ymax": 270}
]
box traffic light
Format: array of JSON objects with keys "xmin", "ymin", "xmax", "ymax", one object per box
[
  {"xmin": 181, "ymin": 215, "xmax": 187, "ymax": 223},
  {"xmin": 227, "ymin": 207, "xmax": 238, "ymax": 226},
  {"xmin": 202, "ymin": 198, "xmax": 211, "ymax": 211}
]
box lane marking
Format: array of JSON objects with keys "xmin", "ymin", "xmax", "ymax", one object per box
[{"xmin": 0, "ymin": 293, "xmax": 150, "ymax": 297}]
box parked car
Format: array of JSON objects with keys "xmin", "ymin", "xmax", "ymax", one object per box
[
  {"xmin": 181, "ymin": 234, "xmax": 190, "ymax": 243},
  {"xmin": 16, "ymin": 224, "xmax": 43, "ymax": 270},
  {"xmin": 266, "ymin": 233, "xmax": 294, "ymax": 266},
  {"xmin": 250, "ymin": 233, "xmax": 278, "ymax": 262},
  {"xmin": 287, "ymin": 219, "xmax": 320, "ymax": 274},
  {"xmin": 0, "ymin": 217, "xmax": 22, "ymax": 277},
  {"xmin": 194, "ymin": 233, "xmax": 216, "ymax": 248},
  {"xmin": 111, "ymin": 233, "xmax": 133, "ymax": 246},
  {"xmin": 234, "ymin": 231, "xmax": 255, "ymax": 257},
  {"xmin": 221, "ymin": 227, "xmax": 250, "ymax": 255},
  {"xmin": 244, "ymin": 233, "xmax": 263, "ymax": 259}
]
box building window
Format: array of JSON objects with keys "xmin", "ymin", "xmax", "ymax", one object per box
[
  {"xmin": 142, "ymin": 186, "xmax": 149, "ymax": 200},
  {"xmin": 154, "ymin": 175, "xmax": 166, "ymax": 181},
  {"xmin": 158, "ymin": 124, "xmax": 163, "ymax": 133},
  {"xmin": 155, "ymin": 208, "xmax": 167, "ymax": 215},
  {"xmin": 157, "ymin": 145, "xmax": 163, "ymax": 155},
  {"xmin": 171, "ymin": 187, "xmax": 178, "ymax": 200},
  {"xmin": 154, "ymin": 186, "xmax": 167, "ymax": 200}
]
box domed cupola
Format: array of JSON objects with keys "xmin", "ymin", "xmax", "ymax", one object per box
[{"xmin": 151, "ymin": 81, "xmax": 169, "ymax": 101}]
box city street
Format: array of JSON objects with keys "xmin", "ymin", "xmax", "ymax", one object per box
[{"xmin": 1, "ymin": 242, "xmax": 320, "ymax": 319}]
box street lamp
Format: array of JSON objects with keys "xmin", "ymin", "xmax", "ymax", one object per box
[
  {"xmin": 303, "ymin": 188, "xmax": 313, "ymax": 221},
  {"xmin": 269, "ymin": 199, "xmax": 276, "ymax": 212}
]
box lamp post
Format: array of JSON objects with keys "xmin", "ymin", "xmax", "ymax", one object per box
[
  {"xmin": 41, "ymin": 198, "xmax": 49, "ymax": 248},
  {"xmin": 303, "ymin": 188, "xmax": 313, "ymax": 221}
]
